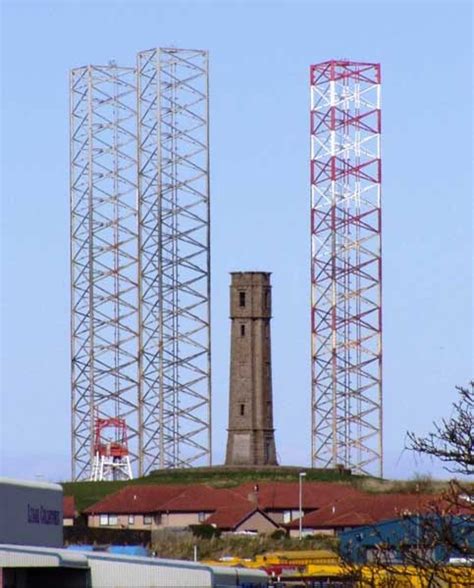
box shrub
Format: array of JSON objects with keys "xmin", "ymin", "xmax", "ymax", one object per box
[{"xmin": 189, "ymin": 524, "xmax": 222, "ymax": 540}]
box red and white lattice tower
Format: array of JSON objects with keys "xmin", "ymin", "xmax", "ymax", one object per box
[
  {"xmin": 90, "ymin": 416, "xmax": 133, "ymax": 481},
  {"xmin": 310, "ymin": 60, "xmax": 383, "ymax": 476}
]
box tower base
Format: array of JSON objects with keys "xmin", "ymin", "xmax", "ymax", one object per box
[{"xmin": 226, "ymin": 429, "xmax": 277, "ymax": 466}]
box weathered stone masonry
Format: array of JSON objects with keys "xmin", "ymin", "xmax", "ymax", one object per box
[{"xmin": 225, "ymin": 272, "xmax": 278, "ymax": 465}]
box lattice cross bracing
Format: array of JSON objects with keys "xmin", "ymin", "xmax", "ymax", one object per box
[
  {"xmin": 70, "ymin": 49, "xmax": 211, "ymax": 481},
  {"xmin": 310, "ymin": 60, "xmax": 383, "ymax": 477}
]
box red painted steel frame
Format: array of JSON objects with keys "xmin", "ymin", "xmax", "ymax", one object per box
[
  {"xmin": 310, "ymin": 60, "xmax": 383, "ymax": 476},
  {"xmin": 93, "ymin": 417, "xmax": 130, "ymax": 458}
]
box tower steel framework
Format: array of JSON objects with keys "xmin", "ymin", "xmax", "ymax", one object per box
[
  {"xmin": 137, "ymin": 48, "xmax": 211, "ymax": 470},
  {"xmin": 70, "ymin": 48, "xmax": 211, "ymax": 481},
  {"xmin": 70, "ymin": 64, "xmax": 140, "ymax": 482},
  {"xmin": 310, "ymin": 60, "xmax": 383, "ymax": 476}
]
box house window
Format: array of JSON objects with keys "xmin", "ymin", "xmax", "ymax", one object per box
[
  {"xmin": 240, "ymin": 324, "xmax": 245, "ymax": 336},
  {"xmin": 128, "ymin": 515, "xmax": 135, "ymax": 525},
  {"xmin": 198, "ymin": 512, "xmax": 207, "ymax": 522},
  {"xmin": 240, "ymin": 403, "xmax": 245, "ymax": 416},
  {"xmin": 283, "ymin": 511, "xmax": 292, "ymax": 524},
  {"xmin": 100, "ymin": 514, "xmax": 118, "ymax": 526},
  {"xmin": 239, "ymin": 291, "xmax": 246, "ymax": 307},
  {"xmin": 143, "ymin": 515, "xmax": 153, "ymax": 525}
]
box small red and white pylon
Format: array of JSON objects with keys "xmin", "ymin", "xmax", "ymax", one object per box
[{"xmin": 90, "ymin": 416, "xmax": 133, "ymax": 481}]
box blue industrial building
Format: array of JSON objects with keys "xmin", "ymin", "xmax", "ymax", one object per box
[{"xmin": 339, "ymin": 515, "xmax": 474, "ymax": 564}]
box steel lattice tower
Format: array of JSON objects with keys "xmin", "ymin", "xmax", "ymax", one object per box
[
  {"xmin": 70, "ymin": 64, "xmax": 140, "ymax": 482},
  {"xmin": 310, "ymin": 60, "xmax": 383, "ymax": 476},
  {"xmin": 70, "ymin": 48, "xmax": 211, "ymax": 481},
  {"xmin": 137, "ymin": 48, "xmax": 211, "ymax": 470}
]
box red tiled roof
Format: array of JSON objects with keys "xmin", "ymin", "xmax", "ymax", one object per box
[
  {"xmin": 205, "ymin": 505, "xmax": 278, "ymax": 531},
  {"xmin": 160, "ymin": 485, "xmax": 249, "ymax": 513},
  {"xmin": 84, "ymin": 484, "xmax": 189, "ymax": 514},
  {"xmin": 84, "ymin": 484, "xmax": 250, "ymax": 515},
  {"xmin": 83, "ymin": 481, "xmax": 364, "ymax": 517},
  {"xmin": 234, "ymin": 481, "xmax": 362, "ymax": 510},
  {"xmin": 205, "ymin": 504, "xmax": 258, "ymax": 529},
  {"xmin": 287, "ymin": 493, "xmax": 444, "ymax": 529},
  {"xmin": 63, "ymin": 495, "xmax": 76, "ymax": 519}
]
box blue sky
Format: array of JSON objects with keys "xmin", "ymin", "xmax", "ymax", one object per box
[{"xmin": 1, "ymin": 0, "xmax": 472, "ymax": 482}]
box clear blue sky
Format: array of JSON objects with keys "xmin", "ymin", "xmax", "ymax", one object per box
[{"xmin": 1, "ymin": 0, "xmax": 472, "ymax": 482}]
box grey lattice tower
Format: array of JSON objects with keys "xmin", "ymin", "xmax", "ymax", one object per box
[
  {"xmin": 70, "ymin": 64, "xmax": 140, "ymax": 481},
  {"xmin": 70, "ymin": 48, "xmax": 211, "ymax": 481},
  {"xmin": 137, "ymin": 48, "xmax": 212, "ymax": 471},
  {"xmin": 225, "ymin": 272, "xmax": 278, "ymax": 466}
]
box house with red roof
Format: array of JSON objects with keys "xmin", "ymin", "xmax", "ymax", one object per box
[
  {"xmin": 286, "ymin": 493, "xmax": 444, "ymax": 537},
  {"xmin": 84, "ymin": 484, "xmax": 250, "ymax": 531},
  {"xmin": 205, "ymin": 505, "xmax": 280, "ymax": 534},
  {"xmin": 84, "ymin": 484, "xmax": 188, "ymax": 529},
  {"xmin": 82, "ymin": 480, "xmax": 367, "ymax": 534},
  {"xmin": 234, "ymin": 481, "xmax": 362, "ymax": 525}
]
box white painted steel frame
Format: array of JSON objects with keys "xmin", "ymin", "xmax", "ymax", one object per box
[
  {"xmin": 137, "ymin": 48, "xmax": 212, "ymax": 471},
  {"xmin": 90, "ymin": 454, "xmax": 133, "ymax": 482},
  {"xmin": 310, "ymin": 61, "xmax": 383, "ymax": 476},
  {"xmin": 71, "ymin": 48, "xmax": 211, "ymax": 480},
  {"xmin": 70, "ymin": 65, "xmax": 140, "ymax": 481}
]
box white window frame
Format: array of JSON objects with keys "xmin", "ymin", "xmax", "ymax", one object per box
[{"xmin": 283, "ymin": 510, "xmax": 292, "ymax": 524}]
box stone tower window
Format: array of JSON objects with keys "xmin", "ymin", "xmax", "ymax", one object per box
[
  {"xmin": 239, "ymin": 291, "xmax": 246, "ymax": 307},
  {"xmin": 240, "ymin": 403, "xmax": 245, "ymax": 416},
  {"xmin": 240, "ymin": 324, "xmax": 245, "ymax": 336}
]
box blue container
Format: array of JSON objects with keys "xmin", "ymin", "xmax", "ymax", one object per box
[{"xmin": 107, "ymin": 545, "xmax": 149, "ymax": 557}]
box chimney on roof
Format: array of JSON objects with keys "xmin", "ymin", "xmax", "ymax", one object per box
[
  {"xmin": 248, "ymin": 492, "xmax": 257, "ymax": 505},
  {"xmin": 248, "ymin": 487, "xmax": 259, "ymax": 506}
]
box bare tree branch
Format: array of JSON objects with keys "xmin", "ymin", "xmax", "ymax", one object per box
[
  {"xmin": 339, "ymin": 382, "xmax": 474, "ymax": 585},
  {"xmin": 407, "ymin": 382, "xmax": 474, "ymax": 476}
]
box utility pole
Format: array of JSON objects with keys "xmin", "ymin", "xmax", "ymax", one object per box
[{"xmin": 299, "ymin": 471, "xmax": 307, "ymax": 540}]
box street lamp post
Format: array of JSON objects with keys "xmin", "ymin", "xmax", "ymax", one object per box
[{"xmin": 298, "ymin": 472, "xmax": 307, "ymax": 540}]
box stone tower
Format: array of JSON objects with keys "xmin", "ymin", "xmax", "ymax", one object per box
[{"xmin": 225, "ymin": 272, "xmax": 278, "ymax": 466}]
